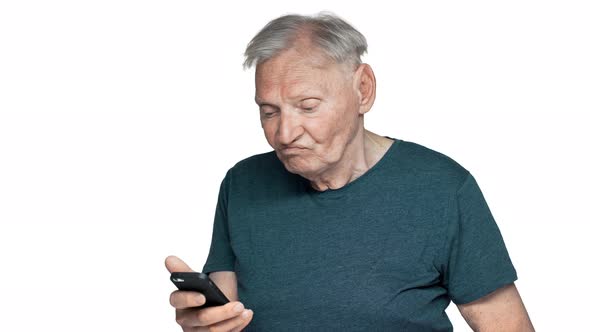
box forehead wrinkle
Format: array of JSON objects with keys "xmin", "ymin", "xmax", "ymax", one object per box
[
  {"xmin": 257, "ymin": 71, "xmax": 326, "ymax": 103},
  {"xmin": 285, "ymin": 82, "xmax": 326, "ymax": 100},
  {"xmin": 255, "ymin": 45, "xmax": 349, "ymax": 104}
]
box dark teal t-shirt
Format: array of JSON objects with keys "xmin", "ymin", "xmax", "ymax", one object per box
[{"xmin": 202, "ymin": 137, "xmax": 518, "ymax": 331}]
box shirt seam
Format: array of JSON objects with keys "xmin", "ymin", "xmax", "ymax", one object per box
[{"xmin": 433, "ymin": 170, "xmax": 472, "ymax": 282}]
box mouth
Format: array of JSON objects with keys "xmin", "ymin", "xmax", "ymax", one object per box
[{"xmin": 282, "ymin": 147, "xmax": 306, "ymax": 154}]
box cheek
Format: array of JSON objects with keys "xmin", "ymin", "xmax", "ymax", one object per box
[
  {"xmin": 334, "ymin": 101, "xmax": 361, "ymax": 135},
  {"xmin": 261, "ymin": 122, "xmax": 277, "ymax": 142},
  {"xmin": 304, "ymin": 117, "xmax": 343, "ymax": 155},
  {"xmin": 315, "ymin": 106, "xmax": 354, "ymax": 138},
  {"xmin": 316, "ymin": 106, "xmax": 360, "ymax": 156}
]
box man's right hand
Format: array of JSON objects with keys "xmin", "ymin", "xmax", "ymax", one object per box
[{"xmin": 166, "ymin": 255, "xmax": 254, "ymax": 332}]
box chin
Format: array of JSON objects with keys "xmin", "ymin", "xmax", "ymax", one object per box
[
  {"xmin": 280, "ymin": 158, "xmax": 309, "ymax": 173},
  {"xmin": 282, "ymin": 161, "xmax": 303, "ymax": 174},
  {"xmin": 287, "ymin": 164, "xmax": 322, "ymax": 181}
]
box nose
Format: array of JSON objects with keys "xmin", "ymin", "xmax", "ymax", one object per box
[{"xmin": 277, "ymin": 108, "xmax": 304, "ymax": 147}]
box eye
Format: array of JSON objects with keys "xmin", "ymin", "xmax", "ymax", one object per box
[
  {"xmin": 300, "ymin": 99, "xmax": 320, "ymax": 113},
  {"xmin": 259, "ymin": 105, "xmax": 278, "ymax": 118}
]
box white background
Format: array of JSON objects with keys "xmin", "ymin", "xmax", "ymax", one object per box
[{"xmin": 1, "ymin": 1, "xmax": 588, "ymax": 331}]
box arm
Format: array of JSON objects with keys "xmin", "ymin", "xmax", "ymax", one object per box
[
  {"xmin": 457, "ymin": 283, "xmax": 535, "ymax": 332},
  {"xmin": 209, "ymin": 271, "xmax": 239, "ymax": 302}
]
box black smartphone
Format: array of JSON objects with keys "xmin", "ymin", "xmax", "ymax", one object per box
[{"xmin": 170, "ymin": 272, "xmax": 230, "ymax": 308}]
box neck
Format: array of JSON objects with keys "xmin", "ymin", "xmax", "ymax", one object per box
[{"xmin": 308, "ymin": 129, "xmax": 392, "ymax": 192}]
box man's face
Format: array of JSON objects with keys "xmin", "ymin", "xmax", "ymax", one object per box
[{"xmin": 255, "ymin": 46, "xmax": 362, "ymax": 178}]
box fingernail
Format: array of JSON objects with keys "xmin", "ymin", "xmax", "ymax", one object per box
[
  {"xmin": 241, "ymin": 309, "xmax": 252, "ymax": 318},
  {"xmin": 233, "ymin": 302, "xmax": 244, "ymax": 312},
  {"xmin": 196, "ymin": 295, "xmax": 205, "ymax": 304}
]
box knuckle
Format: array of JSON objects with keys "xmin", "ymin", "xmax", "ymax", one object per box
[
  {"xmin": 194, "ymin": 310, "xmax": 210, "ymax": 325},
  {"xmin": 175, "ymin": 311, "xmax": 186, "ymax": 326}
]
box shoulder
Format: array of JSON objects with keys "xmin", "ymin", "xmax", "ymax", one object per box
[{"xmin": 394, "ymin": 138, "xmax": 471, "ymax": 191}]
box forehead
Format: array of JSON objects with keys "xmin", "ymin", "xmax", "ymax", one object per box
[{"xmin": 254, "ymin": 47, "xmax": 346, "ymax": 98}]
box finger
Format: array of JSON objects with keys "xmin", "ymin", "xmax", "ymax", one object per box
[
  {"xmin": 228, "ymin": 310, "xmax": 254, "ymax": 332},
  {"xmin": 176, "ymin": 301, "xmax": 247, "ymax": 327},
  {"xmin": 169, "ymin": 290, "xmax": 206, "ymax": 309},
  {"xmin": 209, "ymin": 309, "xmax": 253, "ymax": 332},
  {"xmin": 165, "ymin": 255, "xmax": 195, "ymax": 273}
]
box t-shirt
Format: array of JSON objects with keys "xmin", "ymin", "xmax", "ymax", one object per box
[{"xmin": 202, "ymin": 137, "xmax": 518, "ymax": 331}]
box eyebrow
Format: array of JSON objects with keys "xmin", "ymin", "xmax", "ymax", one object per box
[
  {"xmin": 255, "ymin": 93, "xmax": 320, "ymax": 106},
  {"xmin": 254, "ymin": 97, "xmax": 277, "ymax": 109}
]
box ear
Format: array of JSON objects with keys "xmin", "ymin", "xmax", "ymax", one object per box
[{"xmin": 352, "ymin": 63, "xmax": 377, "ymax": 115}]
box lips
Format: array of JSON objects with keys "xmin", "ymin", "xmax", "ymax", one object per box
[{"xmin": 282, "ymin": 146, "xmax": 306, "ymax": 154}]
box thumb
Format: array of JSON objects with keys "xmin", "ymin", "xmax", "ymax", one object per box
[{"xmin": 165, "ymin": 255, "xmax": 195, "ymax": 273}]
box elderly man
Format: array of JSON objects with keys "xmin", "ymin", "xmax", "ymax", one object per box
[{"xmin": 166, "ymin": 12, "xmax": 535, "ymax": 331}]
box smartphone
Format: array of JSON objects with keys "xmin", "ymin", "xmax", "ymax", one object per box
[{"xmin": 170, "ymin": 272, "xmax": 230, "ymax": 308}]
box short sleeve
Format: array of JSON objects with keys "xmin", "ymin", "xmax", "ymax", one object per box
[
  {"xmin": 438, "ymin": 172, "xmax": 518, "ymax": 305},
  {"xmin": 201, "ymin": 169, "xmax": 236, "ymax": 275}
]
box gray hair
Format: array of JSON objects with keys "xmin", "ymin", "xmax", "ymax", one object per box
[{"xmin": 243, "ymin": 11, "xmax": 368, "ymax": 70}]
